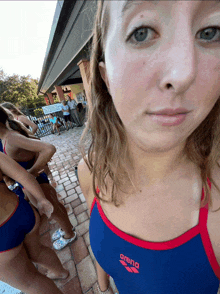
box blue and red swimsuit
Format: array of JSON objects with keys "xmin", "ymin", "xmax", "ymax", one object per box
[{"xmin": 89, "ymin": 181, "xmax": 220, "ymax": 293}]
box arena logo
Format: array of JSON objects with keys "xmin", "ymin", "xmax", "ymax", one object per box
[{"xmin": 119, "ymin": 254, "xmax": 140, "ymax": 273}]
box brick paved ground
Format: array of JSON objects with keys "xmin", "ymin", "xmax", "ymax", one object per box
[{"xmin": 38, "ymin": 126, "xmax": 119, "ymax": 294}]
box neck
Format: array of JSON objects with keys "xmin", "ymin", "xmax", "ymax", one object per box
[{"xmin": 126, "ymin": 138, "xmax": 191, "ymax": 188}]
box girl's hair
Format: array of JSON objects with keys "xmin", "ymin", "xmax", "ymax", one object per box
[
  {"xmin": 77, "ymin": 103, "xmax": 83, "ymax": 113},
  {"xmin": 79, "ymin": 0, "xmax": 220, "ymax": 211},
  {"xmin": 62, "ymin": 100, "xmax": 67, "ymax": 105},
  {"xmin": 1, "ymin": 102, "xmax": 24, "ymax": 116},
  {"xmin": 0, "ymin": 106, "xmax": 29, "ymax": 137}
]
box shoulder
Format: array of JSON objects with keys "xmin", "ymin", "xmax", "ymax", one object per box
[
  {"xmin": 17, "ymin": 115, "xmax": 26, "ymax": 122},
  {"xmin": 78, "ymin": 156, "xmax": 95, "ymax": 212}
]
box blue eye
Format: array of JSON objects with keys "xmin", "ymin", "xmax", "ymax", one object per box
[
  {"xmin": 127, "ymin": 26, "xmax": 157, "ymax": 44},
  {"xmin": 198, "ymin": 27, "xmax": 220, "ymax": 42}
]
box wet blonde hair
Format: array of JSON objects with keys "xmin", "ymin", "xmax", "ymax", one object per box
[{"xmin": 80, "ymin": 0, "xmax": 220, "ymax": 210}]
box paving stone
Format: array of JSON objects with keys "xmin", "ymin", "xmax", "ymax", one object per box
[
  {"xmin": 52, "ymin": 171, "xmax": 59, "ymax": 176},
  {"xmin": 59, "ymin": 177, "xmax": 69, "ymax": 184},
  {"xmin": 83, "ymin": 231, "xmax": 90, "ymax": 247},
  {"xmin": 67, "ymin": 188, "xmax": 76, "ymax": 196},
  {"xmin": 56, "ymin": 246, "xmax": 72, "ymax": 264},
  {"xmin": 85, "ymin": 289, "xmax": 94, "ymax": 294},
  {"xmin": 92, "ymin": 282, "xmax": 100, "ymax": 294},
  {"xmin": 65, "ymin": 183, "xmax": 77, "ymax": 191},
  {"xmin": 64, "ymin": 165, "xmax": 71, "ymax": 170},
  {"xmin": 55, "ymin": 184, "xmax": 64, "ymax": 192},
  {"xmin": 57, "ymin": 190, "xmax": 67, "ymax": 200},
  {"xmin": 70, "ymin": 176, "xmax": 78, "ymax": 182},
  {"xmin": 53, "ymin": 175, "xmax": 60, "ymax": 182},
  {"xmin": 77, "ymin": 211, "xmax": 89, "ymax": 224},
  {"xmin": 79, "ymin": 193, "xmax": 86, "ymax": 203},
  {"xmin": 60, "ymin": 276, "xmax": 83, "ymax": 294},
  {"xmin": 71, "ymin": 198, "xmax": 82, "ymax": 209},
  {"xmin": 74, "ymin": 203, "xmax": 88, "ymax": 216},
  {"xmin": 64, "ymin": 180, "xmax": 71, "ymax": 186},
  {"xmin": 77, "ymin": 255, "xmax": 97, "ymax": 293},
  {"xmin": 65, "ymin": 194, "xmax": 78, "ymax": 204},
  {"xmin": 69, "ymin": 213, "xmax": 78, "ymax": 228},
  {"xmin": 59, "ymin": 171, "xmax": 66, "ymax": 177},
  {"xmin": 75, "ymin": 220, "xmax": 90, "ymax": 236},
  {"xmin": 65, "ymin": 203, "xmax": 73, "ymax": 215},
  {"xmin": 55, "ymin": 260, "xmax": 77, "ymax": 288},
  {"xmin": 76, "ymin": 186, "xmax": 82, "ymax": 194},
  {"xmin": 71, "ymin": 236, "xmax": 89, "ymax": 265}
]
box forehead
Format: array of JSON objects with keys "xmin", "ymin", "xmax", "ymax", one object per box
[{"xmin": 109, "ymin": 0, "xmax": 220, "ymax": 17}]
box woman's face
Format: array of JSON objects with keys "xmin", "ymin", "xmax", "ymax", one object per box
[{"xmin": 99, "ymin": 1, "xmax": 220, "ymax": 152}]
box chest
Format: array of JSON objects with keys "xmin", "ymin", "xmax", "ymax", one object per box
[
  {"xmin": 2, "ymin": 139, "xmax": 35, "ymax": 162},
  {"xmin": 100, "ymin": 182, "xmax": 220, "ymax": 267}
]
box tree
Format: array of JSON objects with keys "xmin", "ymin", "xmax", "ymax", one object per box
[{"xmin": 0, "ymin": 69, "xmax": 46, "ymax": 110}]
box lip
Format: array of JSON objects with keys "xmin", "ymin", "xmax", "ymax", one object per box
[{"xmin": 148, "ymin": 108, "xmax": 189, "ymax": 116}]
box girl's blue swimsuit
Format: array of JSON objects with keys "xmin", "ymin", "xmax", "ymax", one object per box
[
  {"xmin": 0, "ymin": 194, "xmax": 35, "ymax": 252},
  {"xmin": 89, "ymin": 181, "xmax": 220, "ymax": 293}
]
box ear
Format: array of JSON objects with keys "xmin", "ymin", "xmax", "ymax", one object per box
[{"xmin": 99, "ymin": 61, "xmax": 110, "ymax": 91}]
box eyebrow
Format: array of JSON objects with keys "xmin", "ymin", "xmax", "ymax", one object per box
[
  {"xmin": 121, "ymin": 0, "xmax": 159, "ymax": 17},
  {"xmin": 121, "ymin": 0, "xmax": 220, "ymax": 18}
]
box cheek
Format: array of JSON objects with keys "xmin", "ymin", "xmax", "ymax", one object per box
[{"xmin": 106, "ymin": 50, "xmax": 153, "ymax": 120}]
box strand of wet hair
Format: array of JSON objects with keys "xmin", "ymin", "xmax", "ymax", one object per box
[{"xmin": 7, "ymin": 118, "xmax": 29, "ymax": 137}]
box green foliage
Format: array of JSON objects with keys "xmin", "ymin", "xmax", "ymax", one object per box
[
  {"xmin": 0, "ymin": 69, "xmax": 46, "ymax": 110},
  {"xmin": 53, "ymin": 96, "xmax": 59, "ymax": 104},
  {"xmin": 34, "ymin": 108, "xmax": 44, "ymax": 118}
]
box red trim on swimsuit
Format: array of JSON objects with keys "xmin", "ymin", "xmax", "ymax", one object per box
[
  {"xmin": 91, "ymin": 179, "xmax": 220, "ymax": 279},
  {"xmin": 3, "ymin": 139, "xmax": 7, "ymax": 154}
]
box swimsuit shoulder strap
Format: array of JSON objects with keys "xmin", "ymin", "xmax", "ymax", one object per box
[{"xmin": 3, "ymin": 140, "xmax": 7, "ymax": 155}]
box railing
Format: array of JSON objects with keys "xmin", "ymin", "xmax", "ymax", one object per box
[{"xmin": 22, "ymin": 107, "xmax": 87, "ymax": 138}]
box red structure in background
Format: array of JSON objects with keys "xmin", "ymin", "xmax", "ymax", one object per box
[
  {"xmin": 47, "ymin": 93, "xmax": 55, "ymax": 104},
  {"xmin": 44, "ymin": 95, "xmax": 50, "ymax": 105},
  {"xmin": 69, "ymin": 91, "xmax": 73, "ymax": 100}
]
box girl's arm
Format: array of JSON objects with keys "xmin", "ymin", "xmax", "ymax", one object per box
[
  {"xmin": 0, "ymin": 152, "xmax": 53, "ymax": 217},
  {"xmin": 7, "ymin": 131, "xmax": 56, "ymax": 177},
  {"xmin": 78, "ymin": 158, "xmax": 113, "ymax": 293},
  {"xmin": 18, "ymin": 115, "xmax": 38, "ymax": 134}
]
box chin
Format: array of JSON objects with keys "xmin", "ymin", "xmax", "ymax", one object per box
[{"xmin": 136, "ymin": 135, "xmax": 187, "ymax": 153}]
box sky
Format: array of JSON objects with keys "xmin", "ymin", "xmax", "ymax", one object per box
[{"xmin": 0, "ymin": 1, "xmax": 57, "ymax": 80}]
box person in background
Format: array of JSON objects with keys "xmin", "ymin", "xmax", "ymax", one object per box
[
  {"xmin": 1, "ymin": 102, "xmax": 38, "ymax": 134},
  {"xmin": 0, "ymin": 106, "xmax": 76, "ymax": 250},
  {"xmin": 78, "ymin": 1, "xmax": 220, "ymax": 294},
  {"xmin": 0, "ymin": 152, "xmax": 68, "ymax": 294},
  {"xmin": 61, "ymin": 100, "xmax": 73, "ymax": 130},
  {"xmin": 66, "ymin": 95, "xmax": 82, "ymax": 127},
  {"xmin": 49, "ymin": 113, "xmax": 63, "ymax": 136},
  {"xmin": 76, "ymin": 102, "xmax": 86, "ymax": 126}
]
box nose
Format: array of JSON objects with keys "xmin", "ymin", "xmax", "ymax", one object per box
[{"xmin": 158, "ymin": 28, "xmax": 196, "ymax": 94}]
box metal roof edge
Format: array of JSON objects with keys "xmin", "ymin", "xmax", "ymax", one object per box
[{"xmin": 37, "ymin": 0, "xmax": 77, "ymax": 94}]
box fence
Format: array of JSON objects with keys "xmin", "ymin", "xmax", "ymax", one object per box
[{"xmin": 22, "ymin": 106, "xmax": 87, "ymax": 138}]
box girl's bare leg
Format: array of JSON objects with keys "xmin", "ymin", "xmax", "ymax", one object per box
[
  {"xmin": 24, "ymin": 206, "xmax": 69, "ymax": 279},
  {"xmin": 55, "ymin": 125, "xmax": 60, "ymax": 135},
  {"xmin": 40, "ymin": 183, "xmax": 75, "ymax": 239},
  {"xmin": 0, "ymin": 231, "xmax": 64, "ymax": 294}
]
